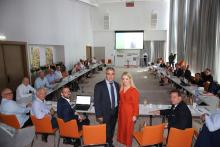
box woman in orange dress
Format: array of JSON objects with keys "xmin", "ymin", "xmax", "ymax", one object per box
[{"xmin": 117, "ymin": 72, "xmax": 139, "ymax": 147}]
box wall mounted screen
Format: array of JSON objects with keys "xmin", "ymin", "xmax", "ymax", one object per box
[{"xmin": 115, "ymin": 31, "xmax": 144, "ymax": 50}]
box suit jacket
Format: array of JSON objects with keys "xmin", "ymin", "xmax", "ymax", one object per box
[
  {"xmin": 57, "ymin": 97, "xmax": 78, "ymax": 122},
  {"xmin": 94, "ymin": 80, "xmax": 120, "ymax": 120},
  {"xmin": 174, "ymin": 69, "xmax": 183, "ymax": 77},
  {"xmin": 160, "ymin": 101, "xmax": 192, "ymax": 130},
  {"xmin": 183, "ymin": 69, "xmax": 192, "ymax": 80}
]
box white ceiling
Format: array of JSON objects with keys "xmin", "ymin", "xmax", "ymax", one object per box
[
  {"xmin": 77, "ymin": 0, "xmax": 165, "ymax": 7},
  {"xmin": 96, "ymin": 0, "xmax": 164, "ymax": 4}
]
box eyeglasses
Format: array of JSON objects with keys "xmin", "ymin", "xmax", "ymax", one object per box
[{"xmin": 4, "ymin": 92, "xmax": 13, "ymax": 95}]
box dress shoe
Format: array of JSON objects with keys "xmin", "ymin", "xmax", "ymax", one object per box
[
  {"xmin": 74, "ymin": 139, "xmax": 81, "ymax": 147},
  {"xmin": 63, "ymin": 138, "xmax": 75, "ymax": 145},
  {"xmin": 41, "ymin": 134, "xmax": 48, "ymax": 142}
]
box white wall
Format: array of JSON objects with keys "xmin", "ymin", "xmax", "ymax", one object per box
[
  {"xmin": 91, "ymin": 0, "xmax": 170, "ymax": 61},
  {"xmin": 92, "ymin": 1, "xmax": 169, "ymax": 31},
  {"xmin": 0, "ymin": 0, "xmax": 94, "ymax": 69}
]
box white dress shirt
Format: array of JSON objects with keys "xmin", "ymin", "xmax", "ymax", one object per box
[
  {"xmin": 0, "ymin": 99, "xmax": 30, "ymax": 127},
  {"xmin": 55, "ymin": 70, "xmax": 62, "ymax": 80},
  {"xmin": 34, "ymin": 77, "xmax": 51, "ymax": 89},
  {"xmin": 62, "ymin": 96, "xmax": 70, "ymax": 104},
  {"xmin": 16, "ymin": 83, "xmax": 36, "ymax": 101},
  {"xmin": 205, "ymin": 109, "xmax": 220, "ymax": 132},
  {"xmin": 31, "ymin": 97, "xmax": 50, "ymax": 119},
  {"xmin": 105, "ymin": 80, "xmax": 118, "ymax": 108}
]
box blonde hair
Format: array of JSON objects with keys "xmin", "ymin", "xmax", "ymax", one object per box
[{"xmin": 120, "ymin": 72, "xmax": 136, "ymax": 92}]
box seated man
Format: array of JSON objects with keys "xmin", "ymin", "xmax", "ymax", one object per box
[
  {"xmin": 79, "ymin": 59, "xmax": 85, "ymax": 70},
  {"xmin": 54, "ymin": 66, "xmax": 63, "ymax": 81},
  {"xmin": 191, "ymin": 73, "xmax": 204, "ymax": 87},
  {"xmin": 195, "ymin": 100, "xmax": 220, "ymax": 147},
  {"xmin": 207, "ymin": 81, "xmax": 220, "ymax": 95},
  {"xmin": 31, "ymin": 87, "xmax": 57, "ymax": 142},
  {"xmin": 34, "ymin": 70, "xmax": 52, "ymax": 89},
  {"xmin": 91, "ymin": 57, "xmax": 97, "ymax": 64},
  {"xmin": 71, "ymin": 64, "xmax": 79, "ymax": 75},
  {"xmin": 16, "ymin": 77, "xmax": 36, "ymax": 102},
  {"xmin": 173, "ymin": 64, "xmax": 183, "ymax": 78},
  {"xmin": 150, "ymin": 89, "xmax": 192, "ymax": 130},
  {"xmin": 57, "ymin": 86, "xmax": 90, "ymax": 145},
  {"xmin": 0, "ymin": 88, "xmax": 32, "ymax": 128},
  {"xmin": 181, "ymin": 65, "xmax": 192, "ymax": 81},
  {"xmin": 46, "ymin": 69, "xmax": 57, "ymax": 85}
]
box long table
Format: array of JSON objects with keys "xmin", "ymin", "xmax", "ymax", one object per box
[
  {"xmin": 154, "ymin": 66, "xmax": 219, "ymax": 113},
  {"xmin": 16, "ymin": 63, "xmax": 103, "ymax": 104},
  {"xmin": 45, "ymin": 101, "xmax": 212, "ymax": 125},
  {"xmin": 46, "ymin": 101, "xmax": 211, "ymax": 117},
  {"xmin": 46, "ymin": 63, "xmax": 102, "ymax": 96}
]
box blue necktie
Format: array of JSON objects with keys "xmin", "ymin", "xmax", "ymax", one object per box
[{"xmin": 110, "ymin": 82, "xmax": 115, "ymax": 109}]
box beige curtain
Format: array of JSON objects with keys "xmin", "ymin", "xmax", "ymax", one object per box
[{"xmin": 169, "ymin": 0, "xmax": 220, "ymax": 81}]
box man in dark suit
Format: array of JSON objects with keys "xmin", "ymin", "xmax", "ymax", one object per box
[
  {"xmin": 181, "ymin": 65, "xmax": 192, "ymax": 81},
  {"xmin": 57, "ymin": 86, "xmax": 90, "ymax": 146},
  {"xmin": 94, "ymin": 67, "xmax": 120, "ymax": 147},
  {"xmin": 150, "ymin": 89, "xmax": 192, "ymax": 130},
  {"xmin": 173, "ymin": 64, "xmax": 184, "ymax": 78}
]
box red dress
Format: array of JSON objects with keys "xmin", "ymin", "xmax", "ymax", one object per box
[{"xmin": 117, "ymin": 87, "xmax": 139, "ymax": 146}]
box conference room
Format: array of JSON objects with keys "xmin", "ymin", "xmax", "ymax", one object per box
[{"xmin": 0, "ymin": 0, "xmax": 220, "ymax": 147}]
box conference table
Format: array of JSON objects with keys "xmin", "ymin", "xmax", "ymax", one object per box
[
  {"xmin": 46, "ymin": 63, "xmax": 103, "ymax": 97},
  {"xmin": 153, "ymin": 65, "xmax": 219, "ymax": 112},
  {"xmin": 45, "ymin": 101, "xmax": 212, "ymax": 125},
  {"xmin": 16, "ymin": 63, "xmax": 103, "ymax": 104}
]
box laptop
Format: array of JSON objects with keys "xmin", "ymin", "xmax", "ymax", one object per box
[{"xmin": 75, "ymin": 95, "xmax": 91, "ymax": 111}]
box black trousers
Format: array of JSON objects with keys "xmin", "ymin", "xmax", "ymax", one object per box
[
  {"xmin": 195, "ymin": 124, "xmax": 220, "ymax": 147},
  {"xmin": 103, "ymin": 108, "xmax": 118, "ymax": 145},
  {"xmin": 22, "ymin": 117, "xmax": 33, "ymax": 128},
  {"xmin": 42, "ymin": 117, "xmax": 58, "ymax": 140}
]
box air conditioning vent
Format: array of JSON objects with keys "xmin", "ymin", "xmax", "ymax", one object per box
[
  {"xmin": 151, "ymin": 12, "xmax": 158, "ymax": 29},
  {"xmin": 104, "ymin": 15, "xmax": 110, "ymax": 30}
]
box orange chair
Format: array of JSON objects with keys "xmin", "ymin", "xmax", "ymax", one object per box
[
  {"xmin": 82, "ymin": 124, "xmax": 107, "ymax": 146},
  {"xmin": 31, "ymin": 115, "xmax": 57, "ymax": 147},
  {"xmin": 133, "ymin": 123, "xmax": 165, "ymax": 147},
  {"xmin": 0, "ymin": 113, "xmax": 20, "ymax": 129},
  {"xmin": 57, "ymin": 118, "xmax": 82, "ymax": 147},
  {"xmin": 167, "ymin": 128, "xmax": 195, "ymax": 147}
]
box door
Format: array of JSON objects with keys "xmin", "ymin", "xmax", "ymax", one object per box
[
  {"xmin": 94, "ymin": 47, "xmax": 105, "ymax": 61},
  {"xmin": 0, "ymin": 45, "xmax": 7, "ymax": 91},
  {"xmin": 86, "ymin": 46, "xmax": 92, "ymax": 59},
  {"xmin": 0, "ymin": 42, "xmax": 28, "ymax": 92}
]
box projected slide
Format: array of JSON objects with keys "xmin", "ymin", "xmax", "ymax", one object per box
[{"xmin": 115, "ymin": 31, "xmax": 144, "ymax": 49}]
